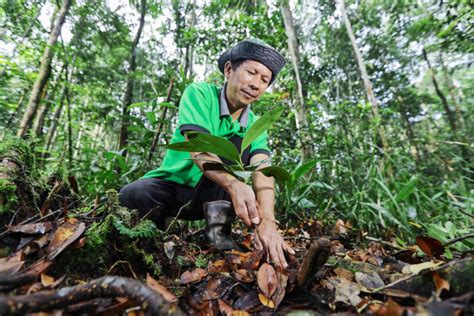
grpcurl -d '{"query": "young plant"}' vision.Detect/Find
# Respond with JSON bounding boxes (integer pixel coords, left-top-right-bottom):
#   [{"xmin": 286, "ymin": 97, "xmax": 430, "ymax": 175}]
[{"xmin": 164, "ymin": 106, "xmax": 290, "ymax": 185}]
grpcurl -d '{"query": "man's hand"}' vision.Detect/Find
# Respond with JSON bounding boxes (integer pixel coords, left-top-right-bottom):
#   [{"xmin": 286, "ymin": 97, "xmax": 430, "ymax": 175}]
[
  {"xmin": 254, "ymin": 220, "xmax": 295, "ymax": 269},
  {"xmin": 227, "ymin": 180, "xmax": 260, "ymax": 227}
]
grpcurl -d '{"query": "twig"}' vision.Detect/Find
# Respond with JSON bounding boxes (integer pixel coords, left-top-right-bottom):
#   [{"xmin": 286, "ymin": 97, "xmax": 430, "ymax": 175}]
[
  {"xmin": 457, "ymin": 208, "xmax": 474, "ymax": 219},
  {"xmin": 443, "ymin": 233, "xmax": 474, "ymax": 247},
  {"xmin": 107, "ymin": 260, "xmax": 138, "ymax": 279},
  {"xmin": 372, "ymin": 257, "xmax": 472, "ymax": 293},
  {"xmin": 365, "ymin": 236, "xmax": 404, "ymax": 250},
  {"xmin": 165, "ymin": 201, "xmax": 191, "ymax": 234}
]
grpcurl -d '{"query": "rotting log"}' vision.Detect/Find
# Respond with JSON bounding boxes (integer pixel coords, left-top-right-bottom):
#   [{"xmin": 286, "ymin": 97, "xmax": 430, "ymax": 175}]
[
  {"xmin": 0, "ymin": 276, "xmax": 184, "ymax": 315},
  {"xmin": 297, "ymin": 238, "xmax": 331, "ymax": 289}
]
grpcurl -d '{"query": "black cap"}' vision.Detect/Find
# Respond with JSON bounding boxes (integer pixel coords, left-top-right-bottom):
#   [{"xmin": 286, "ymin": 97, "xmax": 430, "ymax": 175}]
[{"xmin": 218, "ymin": 39, "xmax": 286, "ymax": 85}]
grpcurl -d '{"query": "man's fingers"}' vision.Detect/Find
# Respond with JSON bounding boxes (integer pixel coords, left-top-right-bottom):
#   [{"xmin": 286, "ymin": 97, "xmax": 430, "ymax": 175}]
[
  {"xmin": 253, "ymin": 232, "xmax": 263, "ymax": 251},
  {"xmin": 235, "ymin": 201, "xmax": 252, "ymax": 227},
  {"xmin": 277, "ymin": 246, "xmax": 288, "ymax": 269},
  {"xmin": 245, "ymin": 200, "xmax": 260, "ymax": 225}
]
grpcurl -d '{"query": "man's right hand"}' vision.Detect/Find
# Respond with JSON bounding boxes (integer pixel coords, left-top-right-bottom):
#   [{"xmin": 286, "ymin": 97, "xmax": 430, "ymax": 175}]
[{"xmin": 227, "ymin": 180, "xmax": 260, "ymax": 227}]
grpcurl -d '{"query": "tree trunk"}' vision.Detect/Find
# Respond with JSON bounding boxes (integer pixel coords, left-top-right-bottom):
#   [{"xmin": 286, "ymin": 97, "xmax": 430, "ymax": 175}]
[
  {"xmin": 44, "ymin": 84, "xmax": 67, "ymax": 153},
  {"xmin": 422, "ymin": 48, "xmax": 457, "ymax": 134},
  {"xmin": 5, "ymin": 89, "xmax": 28, "ymax": 130},
  {"xmin": 148, "ymin": 78, "xmax": 175, "ymax": 160},
  {"xmin": 184, "ymin": 0, "xmax": 196, "ymax": 78},
  {"xmin": 440, "ymin": 54, "xmax": 466, "ymax": 132},
  {"xmin": 340, "ymin": 0, "xmax": 389, "ymax": 154},
  {"xmin": 398, "ymin": 97, "xmax": 421, "ymax": 164},
  {"xmin": 118, "ymin": 0, "xmax": 147, "ymax": 155},
  {"xmin": 280, "ymin": 0, "xmax": 312, "ymax": 161},
  {"xmin": 17, "ymin": 0, "xmax": 71, "ymax": 138},
  {"xmin": 32, "ymin": 85, "xmax": 50, "ymax": 136}
]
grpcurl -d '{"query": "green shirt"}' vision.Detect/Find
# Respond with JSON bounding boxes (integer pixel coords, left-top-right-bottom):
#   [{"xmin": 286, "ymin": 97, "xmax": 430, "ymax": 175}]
[{"xmin": 142, "ymin": 82, "xmax": 270, "ymax": 187}]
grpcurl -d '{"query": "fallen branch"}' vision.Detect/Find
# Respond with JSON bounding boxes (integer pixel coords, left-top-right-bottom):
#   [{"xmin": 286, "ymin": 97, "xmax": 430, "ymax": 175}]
[{"xmin": 0, "ymin": 276, "xmax": 184, "ymax": 315}]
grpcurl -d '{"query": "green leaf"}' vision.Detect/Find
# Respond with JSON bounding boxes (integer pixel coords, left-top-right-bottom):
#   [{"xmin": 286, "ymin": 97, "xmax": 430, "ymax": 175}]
[
  {"xmin": 241, "ymin": 106, "xmax": 284, "ymax": 154},
  {"xmin": 395, "ymin": 176, "xmax": 418, "ymax": 202},
  {"xmin": 291, "ymin": 159, "xmax": 318, "ymax": 184},
  {"xmin": 127, "ymin": 101, "xmax": 148, "ymax": 110},
  {"xmin": 258, "ymin": 166, "xmax": 290, "ymax": 183},
  {"xmin": 145, "ymin": 111, "xmax": 156, "ymax": 125},
  {"xmin": 158, "ymin": 102, "xmax": 177, "ymax": 109},
  {"xmin": 165, "ymin": 133, "xmax": 242, "ymax": 165}
]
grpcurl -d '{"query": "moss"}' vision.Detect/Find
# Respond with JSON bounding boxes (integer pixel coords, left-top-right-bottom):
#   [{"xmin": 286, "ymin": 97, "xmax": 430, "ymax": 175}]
[{"xmin": 0, "ymin": 178, "xmax": 17, "ymax": 214}]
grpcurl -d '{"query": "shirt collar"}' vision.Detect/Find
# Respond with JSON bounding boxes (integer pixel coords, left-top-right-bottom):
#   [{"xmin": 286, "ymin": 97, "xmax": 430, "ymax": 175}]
[{"xmin": 219, "ymin": 83, "xmax": 249, "ymax": 128}]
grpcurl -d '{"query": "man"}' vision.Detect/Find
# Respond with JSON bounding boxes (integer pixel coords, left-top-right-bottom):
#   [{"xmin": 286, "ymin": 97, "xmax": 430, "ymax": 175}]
[{"xmin": 120, "ymin": 39, "xmax": 295, "ymax": 268}]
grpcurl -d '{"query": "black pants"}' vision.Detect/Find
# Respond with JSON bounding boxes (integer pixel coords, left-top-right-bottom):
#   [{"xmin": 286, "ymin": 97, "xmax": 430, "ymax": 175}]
[{"xmin": 119, "ymin": 135, "xmax": 251, "ymax": 227}]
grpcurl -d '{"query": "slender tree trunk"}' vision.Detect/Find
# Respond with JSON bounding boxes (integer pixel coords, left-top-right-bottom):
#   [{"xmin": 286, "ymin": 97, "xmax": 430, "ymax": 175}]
[
  {"xmin": 440, "ymin": 54, "xmax": 466, "ymax": 132},
  {"xmin": 0, "ymin": 5, "xmax": 42, "ymax": 77},
  {"xmin": 340, "ymin": 0, "xmax": 389, "ymax": 154},
  {"xmin": 17, "ymin": 0, "xmax": 71, "ymax": 137},
  {"xmin": 118, "ymin": 0, "xmax": 147, "ymax": 155},
  {"xmin": 280, "ymin": 0, "xmax": 312, "ymax": 161},
  {"xmin": 32, "ymin": 84, "xmax": 50, "ymax": 135},
  {"xmin": 184, "ymin": 0, "xmax": 196, "ymax": 78},
  {"xmin": 398, "ymin": 97, "xmax": 420, "ymax": 164},
  {"xmin": 422, "ymin": 48, "xmax": 457, "ymax": 133},
  {"xmin": 6, "ymin": 89, "xmax": 28, "ymax": 130},
  {"xmin": 148, "ymin": 78, "xmax": 175, "ymax": 160},
  {"xmin": 44, "ymin": 85, "xmax": 66, "ymax": 153}
]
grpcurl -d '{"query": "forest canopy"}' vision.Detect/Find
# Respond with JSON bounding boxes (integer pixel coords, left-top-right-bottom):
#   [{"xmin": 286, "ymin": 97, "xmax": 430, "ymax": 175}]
[{"xmin": 0, "ymin": 0, "xmax": 473, "ymax": 314}]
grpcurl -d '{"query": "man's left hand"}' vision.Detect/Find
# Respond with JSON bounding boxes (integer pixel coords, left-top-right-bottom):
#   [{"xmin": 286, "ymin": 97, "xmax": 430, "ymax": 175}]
[{"xmin": 253, "ymin": 220, "xmax": 295, "ymax": 269}]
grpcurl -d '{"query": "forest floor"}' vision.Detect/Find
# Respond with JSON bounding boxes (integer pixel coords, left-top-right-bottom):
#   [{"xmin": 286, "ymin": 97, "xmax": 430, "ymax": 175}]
[{"xmin": 0, "ymin": 180, "xmax": 473, "ymax": 315}]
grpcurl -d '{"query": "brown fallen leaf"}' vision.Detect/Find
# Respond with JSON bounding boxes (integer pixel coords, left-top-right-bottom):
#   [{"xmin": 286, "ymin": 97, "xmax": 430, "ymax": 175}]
[
  {"xmin": 416, "ymin": 236, "xmax": 444, "ymax": 258},
  {"xmin": 218, "ymin": 299, "xmax": 234, "ymax": 316},
  {"xmin": 47, "ymin": 220, "xmax": 86, "ymax": 260},
  {"xmin": 146, "ymin": 273, "xmax": 177, "ymax": 302},
  {"xmin": 401, "ymin": 261, "xmax": 443, "ymax": 275},
  {"xmin": 0, "ymin": 260, "xmax": 25, "ymax": 275},
  {"xmin": 180, "ymin": 268, "xmax": 207, "ymax": 285},
  {"xmin": 41, "ymin": 273, "xmax": 55, "ymax": 287},
  {"xmin": 334, "ymin": 268, "xmax": 355, "ymax": 282},
  {"xmin": 375, "ymin": 297, "xmax": 404, "ymax": 316},
  {"xmin": 208, "ymin": 259, "xmax": 228, "ymax": 274},
  {"xmin": 232, "ymin": 269, "xmax": 254, "ymax": 283},
  {"xmin": 432, "ymin": 272, "xmax": 450, "ymax": 297},
  {"xmin": 257, "ymin": 263, "xmax": 277, "ymax": 298},
  {"xmin": 6, "ymin": 222, "xmax": 53, "ymax": 235},
  {"xmin": 272, "ymin": 270, "xmax": 288, "ymax": 309}
]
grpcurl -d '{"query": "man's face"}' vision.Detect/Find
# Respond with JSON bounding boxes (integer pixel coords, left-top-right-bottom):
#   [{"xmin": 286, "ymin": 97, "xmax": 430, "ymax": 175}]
[{"xmin": 224, "ymin": 60, "xmax": 272, "ymax": 108}]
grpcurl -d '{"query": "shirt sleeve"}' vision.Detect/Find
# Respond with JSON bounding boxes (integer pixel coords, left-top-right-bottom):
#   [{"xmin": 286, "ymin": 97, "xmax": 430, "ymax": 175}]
[
  {"xmin": 250, "ymin": 130, "xmax": 271, "ymax": 158},
  {"xmin": 178, "ymin": 83, "xmax": 212, "ymax": 135}
]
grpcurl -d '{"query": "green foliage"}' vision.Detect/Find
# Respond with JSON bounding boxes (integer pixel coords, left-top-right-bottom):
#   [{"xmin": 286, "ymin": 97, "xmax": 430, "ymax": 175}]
[
  {"xmin": 113, "ymin": 218, "xmax": 161, "ymax": 239},
  {"xmin": 165, "ymin": 106, "xmax": 290, "ymax": 184}
]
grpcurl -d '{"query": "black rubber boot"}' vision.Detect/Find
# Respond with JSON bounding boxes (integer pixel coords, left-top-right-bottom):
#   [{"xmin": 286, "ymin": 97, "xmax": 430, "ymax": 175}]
[{"xmin": 203, "ymin": 200, "xmax": 236, "ymax": 250}]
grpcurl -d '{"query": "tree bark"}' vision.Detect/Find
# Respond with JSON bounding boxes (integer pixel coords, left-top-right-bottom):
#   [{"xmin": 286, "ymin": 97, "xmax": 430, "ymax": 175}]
[
  {"xmin": 440, "ymin": 55, "xmax": 466, "ymax": 132},
  {"xmin": 280, "ymin": 0, "xmax": 312, "ymax": 161},
  {"xmin": 118, "ymin": 0, "xmax": 147, "ymax": 155},
  {"xmin": 340, "ymin": 0, "xmax": 389, "ymax": 154},
  {"xmin": 5, "ymin": 89, "xmax": 28, "ymax": 130},
  {"xmin": 148, "ymin": 78, "xmax": 175, "ymax": 160},
  {"xmin": 17, "ymin": 0, "xmax": 71, "ymax": 137},
  {"xmin": 422, "ymin": 48, "xmax": 457, "ymax": 133},
  {"xmin": 0, "ymin": 276, "xmax": 184, "ymax": 315}
]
